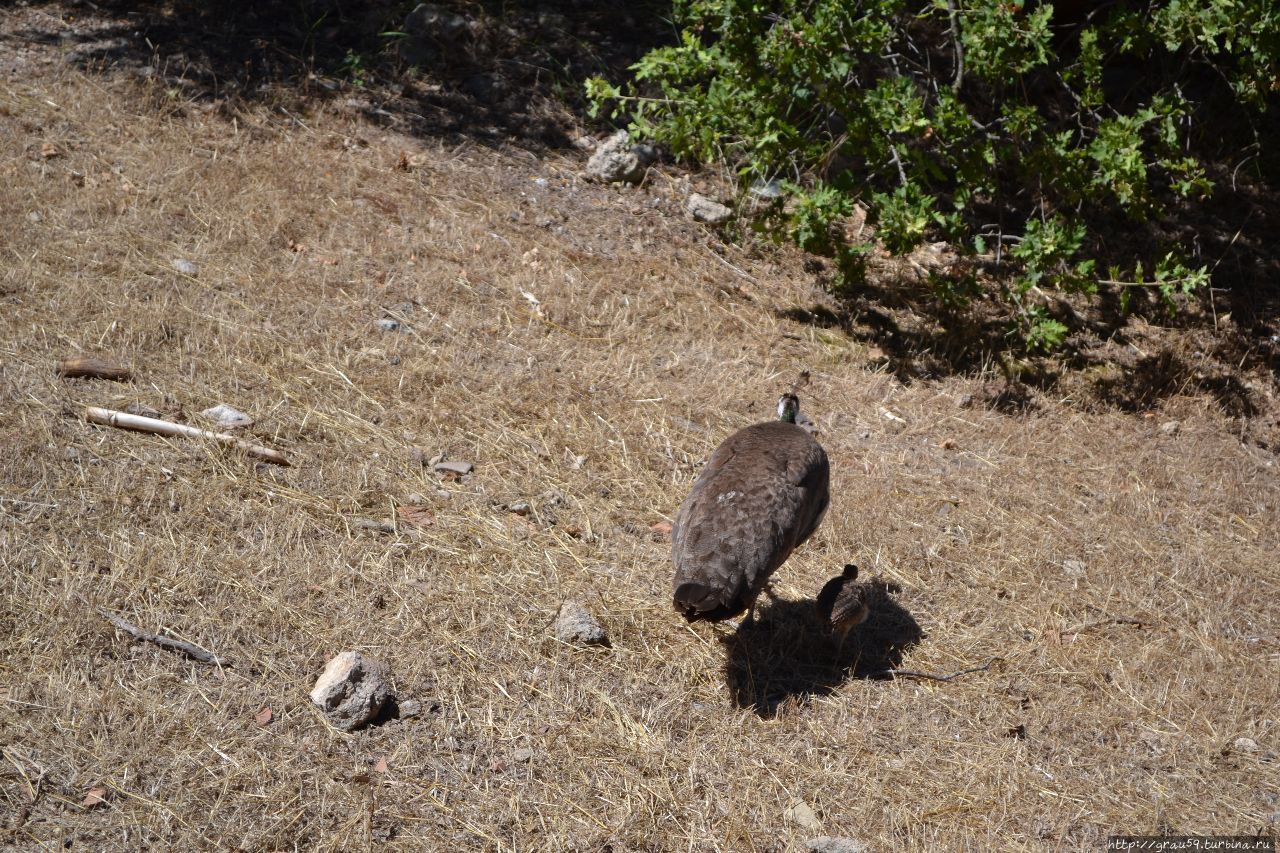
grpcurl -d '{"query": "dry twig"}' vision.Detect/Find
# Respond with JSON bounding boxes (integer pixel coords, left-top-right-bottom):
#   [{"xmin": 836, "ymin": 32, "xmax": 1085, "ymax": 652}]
[
  {"xmin": 57, "ymin": 356, "xmax": 131, "ymax": 381},
  {"xmin": 872, "ymin": 657, "xmax": 998, "ymax": 683},
  {"xmin": 84, "ymin": 406, "xmax": 291, "ymax": 466},
  {"xmin": 94, "ymin": 607, "xmax": 229, "ymax": 667},
  {"xmin": 1062, "ymin": 617, "xmax": 1151, "ymax": 636}
]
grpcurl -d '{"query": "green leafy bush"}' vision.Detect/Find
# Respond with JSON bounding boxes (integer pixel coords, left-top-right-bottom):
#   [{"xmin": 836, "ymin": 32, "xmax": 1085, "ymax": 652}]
[{"xmin": 587, "ymin": 0, "xmax": 1279, "ymax": 349}]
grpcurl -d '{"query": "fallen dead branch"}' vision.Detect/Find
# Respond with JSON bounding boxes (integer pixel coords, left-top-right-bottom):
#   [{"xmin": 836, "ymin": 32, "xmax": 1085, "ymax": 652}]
[
  {"xmin": 872, "ymin": 657, "xmax": 998, "ymax": 683},
  {"xmin": 84, "ymin": 406, "xmax": 291, "ymax": 466},
  {"xmin": 94, "ymin": 607, "xmax": 229, "ymax": 667},
  {"xmin": 57, "ymin": 356, "xmax": 131, "ymax": 381},
  {"xmin": 1062, "ymin": 617, "xmax": 1152, "ymax": 637}
]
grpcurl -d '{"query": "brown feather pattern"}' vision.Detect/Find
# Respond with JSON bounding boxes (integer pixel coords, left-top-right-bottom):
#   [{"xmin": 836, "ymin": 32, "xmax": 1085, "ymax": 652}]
[
  {"xmin": 816, "ymin": 564, "xmax": 870, "ymax": 640},
  {"xmin": 672, "ymin": 417, "xmax": 829, "ymax": 622}
]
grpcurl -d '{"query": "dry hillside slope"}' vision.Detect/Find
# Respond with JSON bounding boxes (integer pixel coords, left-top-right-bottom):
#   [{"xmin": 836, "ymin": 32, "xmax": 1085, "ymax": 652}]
[{"xmin": 2, "ymin": 49, "xmax": 1278, "ymax": 852}]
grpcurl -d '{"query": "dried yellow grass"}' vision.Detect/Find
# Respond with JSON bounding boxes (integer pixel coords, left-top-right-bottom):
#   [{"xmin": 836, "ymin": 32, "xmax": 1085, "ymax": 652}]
[{"xmin": 1, "ymin": 61, "xmax": 1278, "ymax": 852}]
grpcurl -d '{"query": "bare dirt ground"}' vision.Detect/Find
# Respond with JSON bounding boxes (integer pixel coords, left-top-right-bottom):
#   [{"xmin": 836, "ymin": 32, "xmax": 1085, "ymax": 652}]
[{"xmin": 2, "ymin": 5, "xmax": 1279, "ymax": 851}]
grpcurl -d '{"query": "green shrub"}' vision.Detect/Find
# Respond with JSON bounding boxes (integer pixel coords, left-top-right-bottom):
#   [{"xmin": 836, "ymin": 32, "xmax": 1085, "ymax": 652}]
[{"xmin": 587, "ymin": 0, "xmax": 1278, "ymax": 350}]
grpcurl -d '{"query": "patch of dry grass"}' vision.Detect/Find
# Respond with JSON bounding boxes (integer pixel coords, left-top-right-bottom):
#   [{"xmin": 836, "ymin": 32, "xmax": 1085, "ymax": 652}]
[{"xmin": 2, "ymin": 58, "xmax": 1279, "ymax": 851}]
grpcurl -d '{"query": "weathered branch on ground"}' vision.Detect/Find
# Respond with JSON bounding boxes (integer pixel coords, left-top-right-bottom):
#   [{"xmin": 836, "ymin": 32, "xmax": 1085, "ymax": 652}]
[
  {"xmin": 57, "ymin": 357, "xmax": 131, "ymax": 381},
  {"xmin": 1062, "ymin": 617, "xmax": 1151, "ymax": 636},
  {"xmin": 94, "ymin": 607, "xmax": 229, "ymax": 667},
  {"xmin": 872, "ymin": 657, "xmax": 998, "ymax": 682},
  {"xmin": 84, "ymin": 406, "xmax": 290, "ymax": 466}
]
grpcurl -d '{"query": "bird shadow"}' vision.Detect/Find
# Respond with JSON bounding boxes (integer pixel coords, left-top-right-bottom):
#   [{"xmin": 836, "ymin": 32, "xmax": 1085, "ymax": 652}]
[{"xmin": 722, "ymin": 581, "xmax": 923, "ymax": 718}]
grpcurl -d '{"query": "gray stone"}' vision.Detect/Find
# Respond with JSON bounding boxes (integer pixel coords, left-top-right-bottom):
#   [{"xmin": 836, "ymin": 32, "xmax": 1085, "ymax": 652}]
[
  {"xmin": 786, "ymin": 800, "xmax": 822, "ymax": 831},
  {"xmin": 377, "ymin": 318, "xmax": 402, "ymax": 332},
  {"xmin": 200, "ymin": 403, "xmax": 253, "ymax": 430},
  {"xmin": 310, "ymin": 651, "xmax": 393, "ymax": 731},
  {"xmin": 1234, "ymin": 736, "xmax": 1260, "ymax": 753},
  {"xmin": 807, "ymin": 838, "xmax": 868, "ymax": 853},
  {"xmin": 749, "ymin": 178, "xmax": 784, "ymax": 201},
  {"xmin": 171, "ymin": 259, "xmax": 199, "ymax": 276},
  {"xmin": 686, "ymin": 193, "xmax": 732, "ymax": 225},
  {"xmin": 555, "ymin": 600, "xmax": 608, "ymax": 646},
  {"xmin": 585, "ymin": 130, "xmax": 652, "ymax": 185},
  {"xmin": 401, "ymin": 4, "xmax": 471, "ymax": 65}
]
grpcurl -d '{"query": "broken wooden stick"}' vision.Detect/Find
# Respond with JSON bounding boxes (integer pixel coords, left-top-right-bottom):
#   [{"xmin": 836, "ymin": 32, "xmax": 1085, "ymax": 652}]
[
  {"xmin": 57, "ymin": 356, "xmax": 131, "ymax": 381},
  {"xmin": 872, "ymin": 657, "xmax": 998, "ymax": 683},
  {"xmin": 1062, "ymin": 617, "xmax": 1151, "ymax": 637},
  {"xmin": 84, "ymin": 406, "xmax": 291, "ymax": 466},
  {"xmin": 95, "ymin": 607, "xmax": 229, "ymax": 667}
]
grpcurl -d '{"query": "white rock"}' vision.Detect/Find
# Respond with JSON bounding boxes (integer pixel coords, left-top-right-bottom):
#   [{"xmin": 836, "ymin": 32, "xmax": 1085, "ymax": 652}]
[
  {"xmin": 686, "ymin": 193, "xmax": 732, "ymax": 225},
  {"xmin": 807, "ymin": 838, "xmax": 868, "ymax": 853},
  {"xmin": 786, "ymin": 800, "xmax": 822, "ymax": 831},
  {"xmin": 377, "ymin": 318, "xmax": 402, "ymax": 332},
  {"xmin": 200, "ymin": 403, "xmax": 253, "ymax": 430},
  {"xmin": 171, "ymin": 258, "xmax": 199, "ymax": 276},
  {"xmin": 585, "ymin": 130, "xmax": 651, "ymax": 185},
  {"xmin": 310, "ymin": 651, "xmax": 393, "ymax": 731},
  {"xmin": 555, "ymin": 600, "xmax": 608, "ymax": 646},
  {"xmin": 1234, "ymin": 737, "xmax": 1260, "ymax": 753}
]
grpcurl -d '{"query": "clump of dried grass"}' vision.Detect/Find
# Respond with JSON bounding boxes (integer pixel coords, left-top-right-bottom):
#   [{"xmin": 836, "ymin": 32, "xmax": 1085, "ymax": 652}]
[{"xmin": 1, "ymin": 57, "xmax": 1278, "ymax": 851}]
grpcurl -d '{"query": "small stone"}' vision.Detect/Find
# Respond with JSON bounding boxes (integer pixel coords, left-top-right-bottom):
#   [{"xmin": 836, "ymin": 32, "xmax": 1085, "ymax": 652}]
[
  {"xmin": 200, "ymin": 403, "xmax": 253, "ymax": 430},
  {"xmin": 686, "ymin": 193, "xmax": 732, "ymax": 225},
  {"xmin": 434, "ymin": 460, "xmax": 473, "ymax": 476},
  {"xmin": 585, "ymin": 130, "xmax": 652, "ymax": 185},
  {"xmin": 1062, "ymin": 559, "xmax": 1087, "ymax": 578},
  {"xmin": 807, "ymin": 838, "xmax": 868, "ymax": 853},
  {"xmin": 1160, "ymin": 420, "xmax": 1181, "ymax": 435},
  {"xmin": 171, "ymin": 258, "xmax": 199, "ymax": 276},
  {"xmin": 397, "ymin": 698, "xmax": 423, "ymax": 719},
  {"xmin": 27, "ymin": 211, "xmax": 42, "ymax": 223},
  {"xmin": 749, "ymin": 179, "xmax": 784, "ymax": 201},
  {"xmin": 377, "ymin": 318, "xmax": 402, "ymax": 332},
  {"xmin": 512, "ymin": 747, "xmax": 535, "ymax": 763},
  {"xmin": 786, "ymin": 800, "xmax": 822, "ymax": 831},
  {"xmin": 507, "ymin": 500, "xmax": 532, "ymax": 516},
  {"xmin": 555, "ymin": 599, "xmax": 608, "ymax": 646},
  {"xmin": 310, "ymin": 651, "xmax": 393, "ymax": 731},
  {"xmin": 1234, "ymin": 737, "xmax": 1260, "ymax": 753}
]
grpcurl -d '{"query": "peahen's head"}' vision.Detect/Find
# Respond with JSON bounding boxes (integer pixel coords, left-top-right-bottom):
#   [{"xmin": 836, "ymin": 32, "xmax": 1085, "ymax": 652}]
[{"xmin": 776, "ymin": 393, "xmax": 801, "ymax": 424}]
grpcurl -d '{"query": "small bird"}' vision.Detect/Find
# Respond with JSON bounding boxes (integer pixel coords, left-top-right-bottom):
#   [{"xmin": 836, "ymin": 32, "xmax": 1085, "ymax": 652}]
[
  {"xmin": 672, "ymin": 393, "xmax": 830, "ymax": 625},
  {"xmin": 815, "ymin": 563, "xmax": 870, "ymax": 643}
]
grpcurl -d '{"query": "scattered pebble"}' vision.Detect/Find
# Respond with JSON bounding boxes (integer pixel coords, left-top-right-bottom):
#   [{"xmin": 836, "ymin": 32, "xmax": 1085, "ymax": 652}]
[
  {"xmin": 585, "ymin": 130, "xmax": 652, "ymax": 185},
  {"xmin": 807, "ymin": 837, "xmax": 868, "ymax": 853},
  {"xmin": 434, "ymin": 460, "xmax": 474, "ymax": 476},
  {"xmin": 749, "ymin": 179, "xmax": 784, "ymax": 201},
  {"xmin": 786, "ymin": 800, "xmax": 822, "ymax": 831},
  {"xmin": 512, "ymin": 747, "xmax": 535, "ymax": 763},
  {"xmin": 1062, "ymin": 559, "xmax": 1087, "ymax": 578},
  {"xmin": 171, "ymin": 258, "xmax": 199, "ymax": 276},
  {"xmin": 1234, "ymin": 737, "xmax": 1260, "ymax": 753},
  {"xmin": 1160, "ymin": 420, "xmax": 1181, "ymax": 435},
  {"xmin": 377, "ymin": 318, "xmax": 402, "ymax": 332},
  {"xmin": 310, "ymin": 651, "xmax": 393, "ymax": 731},
  {"xmin": 200, "ymin": 403, "xmax": 253, "ymax": 430},
  {"xmin": 686, "ymin": 193, "xmax": 732, "ymax": 225},
  {"xmin": 554, "ymin": 599, "xmax": 609, "ymax": 647}
]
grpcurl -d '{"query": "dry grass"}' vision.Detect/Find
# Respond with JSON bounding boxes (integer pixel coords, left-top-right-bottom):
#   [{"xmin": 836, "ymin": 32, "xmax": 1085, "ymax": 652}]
[{"xmin": 2, "ymin": 53, "xmax": 1279, "ymax": 852}]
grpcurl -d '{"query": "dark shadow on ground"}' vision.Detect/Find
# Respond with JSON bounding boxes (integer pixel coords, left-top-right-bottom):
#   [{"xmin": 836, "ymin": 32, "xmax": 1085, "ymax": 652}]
[
  {"xmin": 5, "ymin": 0, "xmax": 673, "ymax": 149},
  {"xmin": 724, "ymin": 580, "xmax": 923, "ymax": 719}
]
